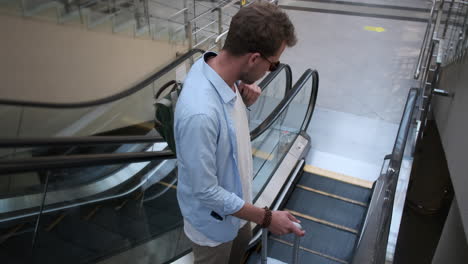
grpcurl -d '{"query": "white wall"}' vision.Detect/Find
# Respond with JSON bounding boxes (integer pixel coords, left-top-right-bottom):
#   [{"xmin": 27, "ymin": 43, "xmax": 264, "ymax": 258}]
[
  {"xmin": 0, "ymin": 14, "xmax": 190, "ymax": 137},
  {"xmin": 432, "ymin": 199, "xmax": 468, "ymax": 264},
  {"xmin": 0, "ymin": 15, "xmax": 184, "ymax": 103},
  {"xmin": 433, "ymin": 54, "xmax": 468, "ymax": 239}
]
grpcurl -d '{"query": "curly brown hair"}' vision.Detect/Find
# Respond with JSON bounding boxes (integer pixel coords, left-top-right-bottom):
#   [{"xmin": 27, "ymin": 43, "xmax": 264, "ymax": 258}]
[{"xmin": 223, "ymin": 2, "xmax": 297, "ymax": 57}]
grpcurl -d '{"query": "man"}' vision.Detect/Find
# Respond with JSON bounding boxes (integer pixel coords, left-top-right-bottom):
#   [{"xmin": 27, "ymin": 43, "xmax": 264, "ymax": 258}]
[{"xmin": 174, "ymin": 2, "xmax": 304, "ymax": 264}]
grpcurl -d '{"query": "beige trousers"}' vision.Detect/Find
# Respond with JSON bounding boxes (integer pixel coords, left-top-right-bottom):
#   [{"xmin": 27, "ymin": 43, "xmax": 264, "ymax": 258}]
[{"xmin": 190, "ymin": 223, "xmax": 252, "ymax": 264}]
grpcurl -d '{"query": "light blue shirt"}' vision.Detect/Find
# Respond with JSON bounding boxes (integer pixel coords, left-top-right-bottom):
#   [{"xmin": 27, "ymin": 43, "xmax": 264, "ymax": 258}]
[{"xmin": 174, "ymin": 52, "xmax": 245, "ymax": 243}]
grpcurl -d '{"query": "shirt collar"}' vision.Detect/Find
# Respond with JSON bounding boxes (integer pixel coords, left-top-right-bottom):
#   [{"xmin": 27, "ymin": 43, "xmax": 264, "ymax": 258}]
[{"xmin": 202, "ymin": 52, "xmax": 237, "ymax": 104}]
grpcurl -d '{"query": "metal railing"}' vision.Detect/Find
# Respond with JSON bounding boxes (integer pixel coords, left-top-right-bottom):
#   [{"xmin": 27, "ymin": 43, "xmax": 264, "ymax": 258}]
[
  {"xmin": 353, "ymin": 1, "xmax": 468, "ymax": 262},
  {"xmin": 352, "ymin": 88, "xmax": 419, "ymax": 264},
  {"xmin": 411, "ymin": 0, "xmax": 468, "ymax": 144},
  {"xmin": 0, "ymin": 0, "xmax": 276, "ymax": 51},
  {"xmin": 187, "ymin": 0, "xmax": 240, "ymax": 51}
]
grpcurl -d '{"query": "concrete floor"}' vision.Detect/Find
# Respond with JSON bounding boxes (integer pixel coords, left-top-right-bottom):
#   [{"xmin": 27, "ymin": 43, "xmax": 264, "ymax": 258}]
[{"xmin": 277, "ymin": 0, "xmax": 428, "ymax": 261}]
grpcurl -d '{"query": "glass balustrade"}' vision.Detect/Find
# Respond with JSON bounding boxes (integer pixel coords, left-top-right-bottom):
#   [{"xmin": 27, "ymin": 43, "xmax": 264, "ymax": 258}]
[{"xmin": 0, "ymin": 68, "xmax": 317, "ymax": 264}]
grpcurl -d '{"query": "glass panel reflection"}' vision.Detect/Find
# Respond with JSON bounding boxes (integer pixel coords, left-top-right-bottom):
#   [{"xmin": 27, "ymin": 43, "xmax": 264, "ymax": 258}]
[{"xmin": 252, "ymin": 74, "xmax": 313, "ymax": 200}]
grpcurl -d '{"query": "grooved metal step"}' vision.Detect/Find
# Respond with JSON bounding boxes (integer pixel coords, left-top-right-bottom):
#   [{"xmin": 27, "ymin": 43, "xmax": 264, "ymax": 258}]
[
  {"xmin": 272, "ymin": 215, "xmax": 357, "ymax": 262},
  {"xmin": 247, "ymin": 237, "xmax": 344, "ymax": 264},
  {"xmin": 298, "ymin": 171, "xmax": 372, "ymax": 204},
  {"xmin": 247, "ymin": 168, "xmax": 374, "ymax": 263},
  {"xmin": 284, "ymin": 188, "xmax": 367, "ymax": 231}
]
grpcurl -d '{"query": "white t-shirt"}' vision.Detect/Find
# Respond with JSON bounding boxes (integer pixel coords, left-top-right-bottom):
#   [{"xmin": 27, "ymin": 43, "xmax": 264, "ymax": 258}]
[{"xmin": 184, "ymin": 85, "xmax": 253, "ymax": 246}]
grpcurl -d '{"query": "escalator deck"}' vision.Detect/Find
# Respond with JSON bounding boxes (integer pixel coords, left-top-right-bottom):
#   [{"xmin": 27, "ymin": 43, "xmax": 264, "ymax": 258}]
[{"xmin": 247, "ymin": 165, "xmax": 373, "ymax": 264}]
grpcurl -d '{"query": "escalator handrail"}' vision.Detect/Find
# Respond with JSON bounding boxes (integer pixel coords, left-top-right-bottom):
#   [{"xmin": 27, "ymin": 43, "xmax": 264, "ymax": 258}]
[
  {"xmin": 0, "ymin": 150, "xmax": 176, "ymax": 175},
  {"xmin": 0, "ymin": 64, "xmax": 298, "ymax": 222},
  {"xmin": 0, "ymin": 67, "xmax": 296, "ymax": 174},
  {"xmin": 0, "ymin": 135, "xmax": 166, "ymax": 148},
  {"xmin": 0, "ymin": 49, "xmax": 204, "ymax": 108},
  {"xmin": 0, "ymin": 64, "xmax": 292, "ymax": 149},
  {"xmin": 250, "ymin": 69, "xmax": 319, "ymax": 141},
  {"xmin": 352, "ymin": 88, "xmax": 419, "ymax": 264},
  {"xmin": 258, "ymin": 64, "xmax": 292, "ymax": 93},
  {"xmin": 0, "ymin": 159, "xmax": 177, "ymax": 223},
  {"xmin": 300, "ymin": 69, "xmax": 319, "ymax": 132}
]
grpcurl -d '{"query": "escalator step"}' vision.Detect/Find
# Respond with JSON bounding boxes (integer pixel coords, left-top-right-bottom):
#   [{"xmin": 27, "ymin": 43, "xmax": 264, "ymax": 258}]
[
  {"xmin": 272, "ymin": 215, "xmax": 357, "ymax": 262},
  {"xmin": 142, "ymin": 188, "xmax": 182, "ymax": 217},
  {"xmin": 147, "ymin": 209, "xmax": 183, "ymax": 235},
  {"xmin": 43, "ymin": 208, "xmax": 131, "ymax": 257},
  {"xmin": 299, "ymin": 172, "xmax": 372, "ymax": 204},
  {"xmin": 2, "ymin": 229, "xmax": 94, "ymax": 264},
  {"xmin": 118, "ymin": 199, "xmax": 161, "ymax": 219},
  {"xmin": 89, "ymin": 206, "xmax": 159, "ymax": 242},
  {"xmin": 246, "ymin": 237, "xmax": 344, "ymax": 264},
  {"xmin": 0, "ymin": 244, "xmax": 27, "ymax": 264},
  {"xmin": 285, "ymin": 188, "xmax": 367, "ymax": 231}
]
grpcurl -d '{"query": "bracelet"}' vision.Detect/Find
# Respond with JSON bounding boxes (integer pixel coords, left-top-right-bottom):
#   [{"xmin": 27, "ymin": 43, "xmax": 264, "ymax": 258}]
[{"xmin": 261, "ymin": 206, "xmax": 272, "ymax": 228}]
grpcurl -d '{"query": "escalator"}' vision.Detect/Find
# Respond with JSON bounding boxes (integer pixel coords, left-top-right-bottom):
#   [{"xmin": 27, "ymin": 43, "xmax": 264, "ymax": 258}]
[
  {"xmin": 246, "ymin": 166, "xmax": 373, "ymax": 264},
  {"xmin": 0, "ymin": 46, "xmax": 418, "ymax": 264},
  {"xmin": 245, "ymin": 87, "xmax": 419, "ymax": 264},
  {"xmin": 0, "ymin": 49, "xmax": 310, "ymax": 263}
]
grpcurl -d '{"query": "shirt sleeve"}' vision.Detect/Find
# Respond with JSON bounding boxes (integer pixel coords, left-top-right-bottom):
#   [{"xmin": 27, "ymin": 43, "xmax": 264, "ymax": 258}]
[{"xmin": 175, "ymin": 114, "xmax": 245, "ymax": 216}]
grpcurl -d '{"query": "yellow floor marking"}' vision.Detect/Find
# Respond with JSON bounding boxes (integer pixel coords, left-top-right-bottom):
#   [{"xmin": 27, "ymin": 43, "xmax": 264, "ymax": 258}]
[
  {"xmin": 270, "ymin": 237, "xmax": 348, "ymax": 264},
  {"xmin": 296, "ymin": 184, "xmax": 368, "ymax": 207},
  {"xmin": 252, "ymin": 148, "xmax": 274, "ymax": 161},
  {"xmin": 286, "ymin": 209, "xmax": 358, "ymax": 234},
  {"xmin": 158, "ymin": 181, "xmax": 177, "ymax": 190},
  {"xmin": 364, "ymin": 26, "xmax": 386, "ymax": 32},
  {"xmin": 303, "ymin": 164, "xmax": 373, "ymax": 189}
]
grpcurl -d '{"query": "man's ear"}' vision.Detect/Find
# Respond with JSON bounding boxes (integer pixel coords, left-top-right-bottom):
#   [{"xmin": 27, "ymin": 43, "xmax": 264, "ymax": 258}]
[{"xmin": 246, "ymin": 52, "xmax": 260, "ymax": 67}]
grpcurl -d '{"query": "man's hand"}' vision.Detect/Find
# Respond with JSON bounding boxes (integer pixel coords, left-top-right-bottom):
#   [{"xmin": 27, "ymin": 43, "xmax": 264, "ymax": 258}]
[
  {"xmin": 238, "ymin": 82, "xmax": 261, "ymax": 107},
  {"xmin": 232, "ymin": 204, "xmax": 305, "ymax": 237},
  {"xmin": 269, "ymin": 211, "xmax": 305, "ymax": 237}
]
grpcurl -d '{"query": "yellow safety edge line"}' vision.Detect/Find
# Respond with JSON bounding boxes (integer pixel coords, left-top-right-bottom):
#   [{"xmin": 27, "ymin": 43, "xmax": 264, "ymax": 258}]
[
  {"xmin": 158, "ymin": 181, "xmax": 177, "ymax": 190},
  {"xmin": 303, "ymin": 164, "xmax": 373, "ymax": 189},
  {"xmin": 252, "ymin": 148, "xmax": 274, "ymax": 161},
  {"xmin": 296, "ymin": 184, "xmax": 368, "ymax": 207},
  {"xmin": 286, "ymin": 209, "xmax": 358, "ymax": 234},
  {"xmin": 270, "ymin": 237, "xmax": 348, "ymax": 264}
]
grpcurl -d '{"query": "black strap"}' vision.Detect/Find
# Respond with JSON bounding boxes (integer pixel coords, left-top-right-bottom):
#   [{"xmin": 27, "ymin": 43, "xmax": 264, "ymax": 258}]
[{"xmin": 155, "ymin": 80, "xmax": 179, "ymax": 99}]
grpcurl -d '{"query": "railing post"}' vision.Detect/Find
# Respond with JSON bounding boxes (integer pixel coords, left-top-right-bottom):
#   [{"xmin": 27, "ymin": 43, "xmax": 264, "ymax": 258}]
[
  {"xmin": 184, "ymin": 0, "xmax": 189, "ymax": 43},
  {"xmin": 32, "ymin": 170, "xmax": 51, "ymax": 247},
  {"xmin": 217, "ymin": 8, "xmax": 223, "ymax": 51},
  {"xmin": 187, "ymin": 22, "xmax": 193, "ymax": 51}
]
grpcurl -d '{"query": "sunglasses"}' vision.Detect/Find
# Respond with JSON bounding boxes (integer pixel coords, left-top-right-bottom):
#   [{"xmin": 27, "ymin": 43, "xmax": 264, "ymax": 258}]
[{"xmin": 259, "ymin": 53, "xmax": 280, "ymax": 72}]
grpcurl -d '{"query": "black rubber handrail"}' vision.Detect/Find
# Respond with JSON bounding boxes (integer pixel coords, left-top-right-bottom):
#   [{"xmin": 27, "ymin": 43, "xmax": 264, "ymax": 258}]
[
  {"xmin": 0, "ymin": 135, "xmax": 166, "ymax": 148},
  {"xmin": 0, "ymin": 150, "xmax": 176, "ymax": 175},
  {"xmin": 250, "ymin": 69, "xmax": 319, "ymax": 141},
  {"xmin": 0, "ymin": 67, "xmax": 311, "ymax": 232},
  {"xmin": 0, "ymin": 49, "xmax": 204, "ymax": 108},
  {"xmin": 300, "ymin": 69, "xmax": 319, "ymax": 132},
  {"xmin": 258, "ymin": 64, "xmax": 292, "ymax": 93},
  {"xmin": 0, "ymin": 64, "xmax": 291, "ymax": 149},
  {"xmin": 0, "ymin": 68, "xmax": 302, "ymax": 176},
  {"xmin": 352, "ymin": 88, "xmax": 419, "ymax": 264}
]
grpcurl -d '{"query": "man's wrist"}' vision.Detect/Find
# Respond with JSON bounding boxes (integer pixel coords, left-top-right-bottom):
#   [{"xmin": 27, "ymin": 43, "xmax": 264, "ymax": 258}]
[{"xmin": 261, "ymin": 206, "xmax": 272, "ymax": 228}]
